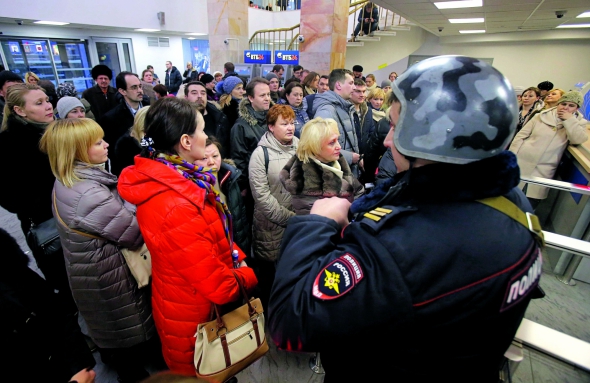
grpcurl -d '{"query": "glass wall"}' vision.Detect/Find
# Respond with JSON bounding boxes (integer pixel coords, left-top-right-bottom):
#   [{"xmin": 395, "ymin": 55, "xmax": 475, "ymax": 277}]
[{"xmin": 0, "ymin": 37, "xmax": 93, "ymax": 94}]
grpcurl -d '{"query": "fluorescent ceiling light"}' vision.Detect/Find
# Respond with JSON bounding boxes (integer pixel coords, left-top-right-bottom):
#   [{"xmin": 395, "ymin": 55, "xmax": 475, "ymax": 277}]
[
  {"xmin": 459, "ymin": 29, "xmax": 485, "ymax": 33},
  {"xmin": 434, "ymin": 0, "xmax": 482, "ymax": 10},
  {"xmin": 135, "ymin": 28, "xmax": 160, "ymax": 32},
  {"xmin": 449, "ymin": 18, "xmax": 484, "ymax": 23},
  {"xmin": 34, "ymin": 21, "xmax": 70, "ymax": 25},
  {"xmin": 186, "ymin": 32, "xmax": 206, "ymax": 36},
  {"xmin": 557, "ymin": 24, "xmax": 590, "ymax": 28},
  {"xmin": 187, "ymin": 37, "xmax": 196, "ymax": 40},
  {"xmin": 577, "ymin": 12, "xmax": 590, "ymax": 18}
]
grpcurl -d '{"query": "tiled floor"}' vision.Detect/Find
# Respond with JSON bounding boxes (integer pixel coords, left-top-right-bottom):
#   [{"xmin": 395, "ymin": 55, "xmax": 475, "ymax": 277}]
[{"xmin": 2, "ymin": 206, "xmax": 589, "ymax": 383}]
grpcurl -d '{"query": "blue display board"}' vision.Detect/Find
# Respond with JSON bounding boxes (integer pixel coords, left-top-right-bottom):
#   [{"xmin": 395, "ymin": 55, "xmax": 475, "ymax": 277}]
[
  {"xmin": 275, "ymin": 50, "xmax": 299, "ymax": 65},
  {"xmin": 244, "ymin": 50, "xmax": 271, "ymax": 64}
]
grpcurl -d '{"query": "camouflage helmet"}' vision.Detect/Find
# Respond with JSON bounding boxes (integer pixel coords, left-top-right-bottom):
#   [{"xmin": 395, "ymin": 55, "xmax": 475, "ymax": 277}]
[{"xmin": 392, "ymin": 55, "xmax": 518, "ymax": 164}]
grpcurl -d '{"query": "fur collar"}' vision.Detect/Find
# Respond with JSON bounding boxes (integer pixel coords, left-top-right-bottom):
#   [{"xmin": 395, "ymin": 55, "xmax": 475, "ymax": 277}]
[
  {"xmin": 351, "ymin": 151, "xmax": 520, "ymax": 214},
  {"xmin": 282, "ymin": 155, "xmax": 354, "ymax": 197},
  {"xmin": 238, "ymin": 98, "xmax": 274, "ymax": 126}
]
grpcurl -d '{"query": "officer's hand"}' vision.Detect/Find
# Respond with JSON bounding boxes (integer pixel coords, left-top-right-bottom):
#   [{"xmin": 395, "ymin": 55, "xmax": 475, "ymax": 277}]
[
  {"xmin": 70, "ymin": 368, "xmax": 96, "ymax": 383},
  {"xmin": 310, "ymin": 197, "xmax": 351, "ymax": 227}
]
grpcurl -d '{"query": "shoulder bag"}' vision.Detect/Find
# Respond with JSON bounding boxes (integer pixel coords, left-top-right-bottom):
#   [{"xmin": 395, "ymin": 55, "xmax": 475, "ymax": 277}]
[
  {"xmin": 194, "ymin": 272, "xmax": 268, "ymax": 382},
  {"xmin": 52, "ymin": 192, "xmax": 152, "ymax": 288}
]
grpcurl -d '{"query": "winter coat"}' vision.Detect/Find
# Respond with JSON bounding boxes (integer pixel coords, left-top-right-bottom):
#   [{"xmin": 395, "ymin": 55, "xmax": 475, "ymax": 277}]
[
  {"xmin": 182, "ymin": 68, "xmax": 198, "ymax": 84},
  {"xmin": 81, "ymin": 84, "xmax": 119, "ymax": 121},
  {"xmin": 221, "ymin": 97, "xmax": 240, "ymax": 128},
  {"xmin": 280, "ymin": 154, "xmax": 364, "ymax": 215},
  {"xmin": 99, "ymin": 101, "xmax": 136, "ymax": 147},
  {"xmin": 205, "ymin": 102, "xmax": 232, "ymax": 158},
  {"xmin": 249, "ymin": 132, "xmax": 299, "ymax": 262},
  {"xmin": 303, "ymin": 93, "xmax": 317, "ymax": 118},
  {"xmin": 52, "ymin": 164, "xmax": 155, "ymax": 349},
  {"xmin": 230, "ymin": 98, "xmax": 271, "ymax": 190},
  {"xmin": 0, "ymin": 115, "xmax": 54, "ymax": 233},
  {"xmin": 165, "ymin": 66, "xmax": 183, "ymax": 94},
  {"xmin": 112, "ymin": 132, "xmax": 141, "ymax": 177},
  {"xmin": 279, "ymin": 100, "xmax": 309, "ymax": 138},
  {"xmin": 357, "ymin": 5, "xmax": 379, "ymax": 24},
  {"xmin": 355, "ymin": 102, "xmax": 375, "ymax": 155},
  {"xmin": 375, "ymin": 148, "xmax": 397, "ymax": 186},
  {"xmin": 218, "ymin": 160, "xmax": 251, "ymax": 256},
  {"xmin": 0, "ymin": 228, "xmax": 95, "ymax": 382},
  {"xmin": 118, "ymin": 156, "xmax": 258, "ymax": 376},
  {"xmin": 510, "ymin": 107, "xmax": 588, "ymax": 199},
  {"xmin": 362, "ymin": 116, "xmax": 390, "ymax": 184},
  {"xmin": 313, "ymin": 91, "xmax": 359, "ymax": 174}
]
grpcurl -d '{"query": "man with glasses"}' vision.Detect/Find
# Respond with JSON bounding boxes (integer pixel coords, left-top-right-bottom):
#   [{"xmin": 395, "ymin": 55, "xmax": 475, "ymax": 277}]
[{"xmin": 99, "ymin": 71, "xmax": 146, "ymax": 146}]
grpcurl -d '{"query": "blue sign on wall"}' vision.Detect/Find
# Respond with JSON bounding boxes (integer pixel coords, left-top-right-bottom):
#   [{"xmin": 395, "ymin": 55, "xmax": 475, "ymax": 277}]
[
  {"xmin": 275, "ymin": 50, "xmax": 299, "ymax": 65},
  {"xmin": 244, "ymin": 50, "xmax": 271, "ymax": 64}
]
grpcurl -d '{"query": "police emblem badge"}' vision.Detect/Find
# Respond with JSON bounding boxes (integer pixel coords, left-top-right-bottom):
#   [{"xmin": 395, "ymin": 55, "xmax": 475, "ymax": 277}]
[{"xmin": 312, "ymin": 253, "xmax": 364, "ymax": 300}]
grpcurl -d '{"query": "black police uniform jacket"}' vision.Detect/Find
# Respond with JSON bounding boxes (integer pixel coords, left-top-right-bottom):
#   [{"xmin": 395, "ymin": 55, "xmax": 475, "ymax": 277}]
[{"xmin": 268, "ymin": 151, "xmax": 541, "ymax": 383}]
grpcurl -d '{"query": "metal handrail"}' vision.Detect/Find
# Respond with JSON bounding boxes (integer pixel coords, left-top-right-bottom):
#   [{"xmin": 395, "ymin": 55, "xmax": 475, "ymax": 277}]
[{"xmin": 521, "ymin": 176, "xmax": 590, "ymax": 195}]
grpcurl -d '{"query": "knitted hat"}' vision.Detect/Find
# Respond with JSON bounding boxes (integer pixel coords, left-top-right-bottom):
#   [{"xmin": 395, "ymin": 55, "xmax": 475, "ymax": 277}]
[
  {"xmin": 56, "ymin": 82, "xmax": 77, "ymax": 99},
  {"xmin": 380, "ymin": 79, "xmax": 392, "ymax": 88},
  {"xmin": 215, "ymin": 75, "xmax": 243, "ymax": 95},
  {"xmin": 0, "ymin": 70, "xmax": 23, "ymax": 89},
  {"xmin": 91, "ymin": 65, "xmax": 112, "ymax": 80},
  {"xmin": 537, "ymin": 81, "xmax": 553, "ymax": 91},
  {"xmin": 265, "ymin": 72, "xmax": 278, "ymax": 81},
  {"xmin": 352, "ymin": 65, "xmax": 363, "ymax": 72},
  {"xmin": 557, "ymin": 91, "xmax": 583, "ymax": 107},
  {"xmin": 200, "ymin": 73, "xmax": 214, "ymax": 84},
  {"xmin": 57, "ymin": 96, "xmax": 84, "ymax": 119}
]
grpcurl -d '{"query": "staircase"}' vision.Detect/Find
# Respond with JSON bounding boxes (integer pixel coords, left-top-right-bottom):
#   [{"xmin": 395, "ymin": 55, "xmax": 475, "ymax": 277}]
[{"xmin": 346, "ymin": 4, "xmax": 412, "ymax": 48}]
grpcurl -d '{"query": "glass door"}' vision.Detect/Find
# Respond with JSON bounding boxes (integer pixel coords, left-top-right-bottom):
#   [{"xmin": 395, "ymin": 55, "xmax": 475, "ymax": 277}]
[{"xmin": 90, "ymin": 38, "xmax": 136, "ymax": 87}]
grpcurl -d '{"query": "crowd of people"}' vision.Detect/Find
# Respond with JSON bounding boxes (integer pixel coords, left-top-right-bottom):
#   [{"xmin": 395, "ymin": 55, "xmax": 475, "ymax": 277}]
[{"xmin": 0, "ymin": 54, "xmax": 585, "ymax": 383}]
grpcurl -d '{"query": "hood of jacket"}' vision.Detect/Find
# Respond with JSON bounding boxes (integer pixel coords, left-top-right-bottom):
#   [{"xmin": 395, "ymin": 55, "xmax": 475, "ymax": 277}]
[
  {"xmin": 238, "ymin": 98, "xmax": 273, "ymax": 126},
  {"xmin": 312, "ymin": 90, "xmax": 353, "ymax": 115},
  {"xmin": 118, "ymin": 156, "xmax": 206, "ymax": 210},
  {"xmin": 257, "ymin": 131, "xmax": 299, "ymax": 155},
  {"xmin": 74, "ymin": 162, "xmax": 118, "ymax": 185}
]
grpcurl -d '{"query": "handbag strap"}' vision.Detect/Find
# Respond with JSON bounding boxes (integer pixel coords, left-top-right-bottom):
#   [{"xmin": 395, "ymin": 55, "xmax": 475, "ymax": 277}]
[
  {"xmin": 213, "ymin": 271, "xmax": 257, "ymax": 331},
  {"xmin": 53, "ymin": 191, "xmax": 103, "ymax": 240}
]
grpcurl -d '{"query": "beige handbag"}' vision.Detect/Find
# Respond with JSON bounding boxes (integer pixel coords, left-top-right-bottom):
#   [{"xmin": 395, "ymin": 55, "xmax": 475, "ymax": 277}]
[
  {"xmin": 53, "ymin": 192, "xmax": 152, "ymax": 288},
  {"xmin": 194, "ymin": 273, "xmax": 268, "ymax": 382}
]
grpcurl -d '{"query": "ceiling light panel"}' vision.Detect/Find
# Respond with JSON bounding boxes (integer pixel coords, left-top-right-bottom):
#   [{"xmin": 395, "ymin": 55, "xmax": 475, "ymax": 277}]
[
  {"xmin": 434, "ymin": 0, "xmax": 482, "ymax": 10},
  {"xmin": 449, "ymin": 18, "xmax": 485, "ymax": 23}
]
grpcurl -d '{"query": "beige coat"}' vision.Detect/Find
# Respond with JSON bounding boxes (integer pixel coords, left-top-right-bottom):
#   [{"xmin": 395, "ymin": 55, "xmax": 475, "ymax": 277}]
[
  {"xmin": 249, "ymin": 132, "xmax": 299, "ymax": 262},
  {"xmin": 509, "ymin": 107, "xmax": 588, "ymax": 199}
]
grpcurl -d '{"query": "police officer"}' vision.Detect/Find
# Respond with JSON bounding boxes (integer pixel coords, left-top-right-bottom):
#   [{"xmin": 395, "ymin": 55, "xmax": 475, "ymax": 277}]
[{"xmin": 268, "ymin": 56, "xmax": 543, "ymax": 383}]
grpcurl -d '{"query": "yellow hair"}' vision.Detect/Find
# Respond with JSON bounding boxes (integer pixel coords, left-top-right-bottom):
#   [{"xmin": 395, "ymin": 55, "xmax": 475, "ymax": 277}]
[{"xmin": 296, "ymin": 117, "xmax": 340, "ymax": 163}]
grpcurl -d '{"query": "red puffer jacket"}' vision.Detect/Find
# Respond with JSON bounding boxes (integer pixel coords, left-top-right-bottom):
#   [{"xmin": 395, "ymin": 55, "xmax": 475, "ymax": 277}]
[{"xmin": 118, "ymin": 156, "xmax": 257, "ymax": 376}]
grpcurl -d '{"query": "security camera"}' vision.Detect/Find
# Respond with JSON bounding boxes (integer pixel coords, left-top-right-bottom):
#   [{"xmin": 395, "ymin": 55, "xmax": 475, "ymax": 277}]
[
  {"xmin": 223, "ymin": 39, "xmax": 229, "ymax": 45},
  {"xmin": 15, "ymin": 20, "xmax": 23, "ymax": 25},
  {"xmin": 438, "ymin": 27, "xmax": 444, "ymax": 32},
  {"xmin": 297, "ymin": 35, "xmax": 305, "ymax": 43},
  {"xmin": 555, "ymin": 10, "xmax": 566, "ymax": 18}
]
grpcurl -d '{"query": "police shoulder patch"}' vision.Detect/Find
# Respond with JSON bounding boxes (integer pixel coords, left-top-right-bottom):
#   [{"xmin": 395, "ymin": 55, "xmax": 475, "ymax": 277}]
[{"xmin": 312, "ymin": 253, "xmax": 364, "ymax": 300}]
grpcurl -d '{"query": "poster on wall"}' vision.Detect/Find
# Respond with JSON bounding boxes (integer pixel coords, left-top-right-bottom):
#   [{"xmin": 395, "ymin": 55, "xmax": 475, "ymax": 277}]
[{"xmin": 190, "ymin": 40, "xmax": 210, "ymax": 74}]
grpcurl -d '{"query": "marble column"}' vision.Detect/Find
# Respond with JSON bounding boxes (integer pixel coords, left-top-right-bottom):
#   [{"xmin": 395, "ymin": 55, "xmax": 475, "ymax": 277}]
[
  {"xmin": 207, "ymin": 0, "xmax": 249, "ymax": 74},
  {"xmin": 298, "ymin": 0, "xmax": 349, "ymax": 75}
]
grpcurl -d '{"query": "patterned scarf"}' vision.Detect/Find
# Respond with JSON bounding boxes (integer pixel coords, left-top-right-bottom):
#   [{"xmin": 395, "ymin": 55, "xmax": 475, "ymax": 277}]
[{"xmin": 147, "ymin": 147, "xmax": 234, "ymax": 252}]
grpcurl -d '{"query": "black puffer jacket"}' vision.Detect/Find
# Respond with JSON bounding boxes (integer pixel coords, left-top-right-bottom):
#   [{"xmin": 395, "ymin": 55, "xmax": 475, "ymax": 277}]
[
  {"xmin": 205, "ymin": 102, "xmax": 232, "ymax": 158},
  {"xmin": 219, "ymin": 161, "xmax": 251, "ymax": 256}
]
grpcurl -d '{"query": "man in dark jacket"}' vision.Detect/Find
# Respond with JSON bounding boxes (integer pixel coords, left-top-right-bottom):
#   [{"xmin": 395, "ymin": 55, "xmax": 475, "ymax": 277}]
[
  {"xmin": 0, "ymin": 70, "xmax": 23, "ymax": 122},
  {"xmin": 81, "ymin": 64, "xmax": 118, "ymax": 121},
  {"xmin": 164, "ymin": 61, "xmax": 182, "ymax": 95},
  {"xmin": 230, "ymin": 77, "xmax": 272, "ymax": 192},
  {"xmin": 185, "ymin": 81, "xmax": 231, "ymax": 157},
  {"xmin": 99, "ymin": 71, "xmax": 146, "ymax": 146},
  {"xmin": 269, "ymin": 56, "xmax": 541, "ymax": 383},
  {"xmin": 350, "ymin": 78, "xmax": 374, "ymax": 155}
]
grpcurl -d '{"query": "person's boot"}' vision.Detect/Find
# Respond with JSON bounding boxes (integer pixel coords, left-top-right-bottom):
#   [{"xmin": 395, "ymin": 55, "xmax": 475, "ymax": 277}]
[{"xmin": 348, "ymin": 35, "xmax": 356, "ymax": 42}]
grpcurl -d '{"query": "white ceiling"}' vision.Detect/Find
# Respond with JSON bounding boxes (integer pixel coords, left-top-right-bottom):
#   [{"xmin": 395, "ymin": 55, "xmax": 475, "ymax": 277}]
[{"xmin": 373, "ymin": 0, "xmax": 590, "ymax": 36}]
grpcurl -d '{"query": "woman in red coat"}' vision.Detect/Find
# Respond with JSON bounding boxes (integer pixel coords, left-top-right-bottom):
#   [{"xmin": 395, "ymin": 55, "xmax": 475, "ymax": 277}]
[{"xmin": 118, "ymin": 97, "xmax": 258, "ymax": 376}]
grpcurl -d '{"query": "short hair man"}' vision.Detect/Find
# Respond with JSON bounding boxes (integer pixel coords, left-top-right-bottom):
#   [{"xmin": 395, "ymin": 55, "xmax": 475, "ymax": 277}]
[
  {"xmin": 185, "ymin": 81, "xmax": 231, "ymax": 156},
  {"xmin": 265, "ymin": 72, "xmax": 280, "ymax": 103},
  {"xmin": 292, "ymin": 65, "xmax": 303, "ymax": 81},
  {"xmin": 537, "ymin": 80, "xmax": 554, "ymax": 98},
  {"xmin": 313, "ymin": 69, "xmax": 360, "ymax": 176},
  {"xmin": 0, "ymin": 71, "xmax": 24, "ymax": 121},
  {"xmin": 81, "ymin": 64, "xmax": 118, "ymax": 121},
  {"xmin": 164, "ymin": 61, "xmax": 182, "ymax": 95},
  {"xmin": 230, "ymin": 77, "xmax": 272, "ymax": 191},
  {"xmin": 269, "ymin": 55, "xmax": 542, "ymax": 382},
  {"xmin": 317, "ymin": 75, "xmax": 329, "ymax": 94},
  {"xmin": 99, "ymin": 71, "xmax": 146, "ymax": 146},
  {"xmin": 350, "ymin": 78, "xmax": 374, "ymax": 157}
]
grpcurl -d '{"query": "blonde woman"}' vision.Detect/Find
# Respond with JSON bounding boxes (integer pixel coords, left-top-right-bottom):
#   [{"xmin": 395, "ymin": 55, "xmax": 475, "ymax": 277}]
[
  {"xmin": 543, "ymin": 88, "xmax": 565, "ymax": 109},
  {"xmin": 112, "ymin": 106, "xmax": 150, "ymax": 176},
  {"xmin": 280, "ymin": 117, "xmax": 363, "ymax": 215},
  {"xmin": 367, "ymin": 87, "xmax": 387, "ymax": 122},
  {"xmin": 25, "ymin": 71, "xmax": 39, "ymax": 85},
  {"xmin": 41, "ymin": 118, "xmax": 161, "ymax": 382},
  {"xmin": 215, "ymin": 76, "xmax": 244, "ymax": 127}
]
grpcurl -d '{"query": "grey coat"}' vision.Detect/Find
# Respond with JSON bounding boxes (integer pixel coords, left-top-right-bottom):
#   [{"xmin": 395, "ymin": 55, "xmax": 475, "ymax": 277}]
[
  {"xmin": 52, "ymin": 164, "xmax": 155, "ymax": 349},
  {"xmin": 249, "ymin": 132, "xmax": 298, "ymax": 262},
  {"xmin": 312, "ymin": 90, "xmax": 359, "ymax": 173}
]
